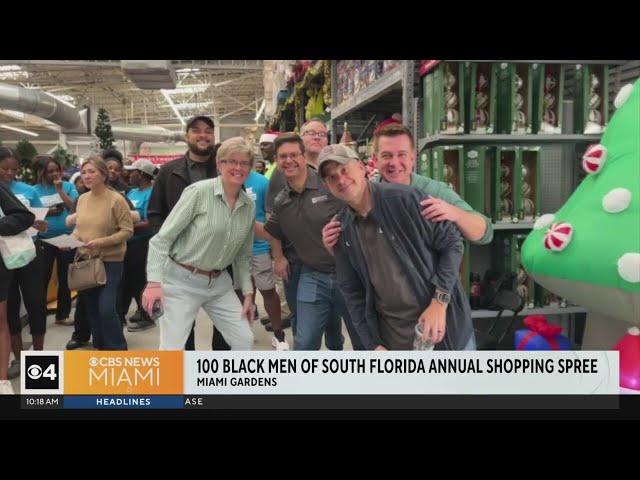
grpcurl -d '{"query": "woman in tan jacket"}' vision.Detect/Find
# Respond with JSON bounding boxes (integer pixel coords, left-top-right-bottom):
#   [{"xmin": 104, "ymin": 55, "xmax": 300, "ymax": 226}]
[{"xmin": 72, "ymin": 157, "xmax": 133, "ymax": 350}]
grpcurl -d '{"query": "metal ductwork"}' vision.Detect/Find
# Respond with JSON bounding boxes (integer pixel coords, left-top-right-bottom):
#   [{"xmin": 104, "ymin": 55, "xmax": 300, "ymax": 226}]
[
  {"xmin": 0, "ymin": 83, "xmax": 86, "ymax": 132},
  {"xmin": 0, "ymin": 82, "xmax": 183, "ymax": 143},
  {"xmin": 110, "ymin": 124, "xmax": 184, "ymax": 143}
]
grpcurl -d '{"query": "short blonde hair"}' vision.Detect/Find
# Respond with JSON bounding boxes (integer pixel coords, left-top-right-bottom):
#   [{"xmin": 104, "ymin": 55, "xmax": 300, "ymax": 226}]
[{"xmin": 216, "ymin": 137, "xmax": 254, "ymax": 165}]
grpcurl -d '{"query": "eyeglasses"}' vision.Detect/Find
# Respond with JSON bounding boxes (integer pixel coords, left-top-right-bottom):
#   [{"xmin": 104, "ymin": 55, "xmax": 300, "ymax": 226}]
[
  {"xmin": 302, "ymin": 131, "xmax": 328, "ymax": 139},
  {"xmin": 276, "ymin": 152, "xmax": 302, "ymax": 161},
  {"xmin": 220, "ymin": 159, "xmax": 251, "ymax": 169}
]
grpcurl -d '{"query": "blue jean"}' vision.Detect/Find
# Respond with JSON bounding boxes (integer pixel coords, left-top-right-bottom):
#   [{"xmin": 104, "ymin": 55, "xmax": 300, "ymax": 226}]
[
  {"xmin": 283, "ymin": 262, "xmax": 302, "ymax": 337},
  {"xmin": 81, "ymin": 261, "xmax": 127, "ymax": 351},
  {"xmin": 294, "ymin": 266, "xmax": 364, "ymax": 351}
]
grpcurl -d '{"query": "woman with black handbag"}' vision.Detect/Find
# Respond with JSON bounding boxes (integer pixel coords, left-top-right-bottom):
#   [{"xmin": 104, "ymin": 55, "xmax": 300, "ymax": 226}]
[
  {"xmin": 0, "ymin": 181, "xmax": 35, "ymax": 394},
  {"xmin": 71, "ymin": 157, "xmax": 133, "ymax": 350}
]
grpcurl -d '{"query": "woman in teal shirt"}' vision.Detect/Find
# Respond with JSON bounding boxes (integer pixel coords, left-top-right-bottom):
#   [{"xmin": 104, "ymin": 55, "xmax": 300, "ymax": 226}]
[
  {"xmin": 0, "ymin": 148, "xmax": 48, "ymax": 379},
  {"xmin": 33, "ymin": 155, "xmax": 78, "ymax": 325}
]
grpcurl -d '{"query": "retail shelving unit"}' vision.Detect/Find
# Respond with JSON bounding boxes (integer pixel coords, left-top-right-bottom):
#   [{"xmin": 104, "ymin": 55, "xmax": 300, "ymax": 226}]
[
  {"xmin": 415, "ymin": 60, "xmax": 635, "ymax": 346},
  {"xmin": 329, "ymin": 60, "xmax": 417, "ymax": 145}
]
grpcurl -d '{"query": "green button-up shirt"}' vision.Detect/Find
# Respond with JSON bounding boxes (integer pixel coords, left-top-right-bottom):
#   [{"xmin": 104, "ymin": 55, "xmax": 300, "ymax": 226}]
[{"xmin": 147, "ymin": 177, "xmax": 256, "ymax": 294}]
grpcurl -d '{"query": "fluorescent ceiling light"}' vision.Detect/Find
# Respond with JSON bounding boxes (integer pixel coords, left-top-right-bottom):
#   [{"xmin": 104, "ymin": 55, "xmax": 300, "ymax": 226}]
[
  {"xmin": 0, "ymin": 124, "xmax": 39, "ymax": 137},
  {"xmin": 176, "ymin": 68, "xmax": 201, "ymax": 73},
  {"xmin": 255, "ymin": 99, "xmax": 265, "ymax": 122},
  {"xmin": 162, "ymin": 101, "xmax": 212, "ymax": 110},
  {"xmin": 163, "ymin": 84, "xmax": 210, "ymax": 95},
  {"xmin": 0, "ymin": 65, "xmax": 21, "ymax": 71}
]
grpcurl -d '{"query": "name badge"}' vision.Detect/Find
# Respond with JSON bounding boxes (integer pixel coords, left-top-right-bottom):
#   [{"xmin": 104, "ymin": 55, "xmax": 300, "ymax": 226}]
[
  {"xmin": 40, "ymin": 193, "xmax": 63, "ymax": 207},
  {"xmin": 311, "ymin": 195, "xmax": 328, "ymax": 204},
  {"xmin": 15, "ymin": 194, "xmax": 30, "ymax": 207}
]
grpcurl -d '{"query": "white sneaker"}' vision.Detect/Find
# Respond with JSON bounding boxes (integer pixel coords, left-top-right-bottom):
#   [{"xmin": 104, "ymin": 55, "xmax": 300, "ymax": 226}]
[
  {"xmin": 0, "ymin": 380, "xmax": 14, "ymax": 395},
  {"xmin": 271, "ymin": 336, "xmax": 290, "ymax": 351}
]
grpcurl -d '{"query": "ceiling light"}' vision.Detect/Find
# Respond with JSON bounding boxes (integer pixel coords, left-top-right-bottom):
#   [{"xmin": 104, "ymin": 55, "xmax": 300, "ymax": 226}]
[
  {"xmin": 176, "ymin": 68, "xmax": 201, "ymax": 73},
  {"xmin": 163, "ymin": 84, "xmax": 210, "ymax": 95},
  {"xmin": 162, "ymin": 102, "xmax": 212, "ymax": 110},
  {"xmin": 0, "ymin": 124, "xmax": 39, "ymax": 137}
]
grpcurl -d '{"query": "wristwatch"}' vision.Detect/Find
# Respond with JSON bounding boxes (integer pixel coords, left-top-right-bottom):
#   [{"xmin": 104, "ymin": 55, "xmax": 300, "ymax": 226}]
[{"xmin": 434, "ymin": 290, "xmax": 451, "ymax": 305}]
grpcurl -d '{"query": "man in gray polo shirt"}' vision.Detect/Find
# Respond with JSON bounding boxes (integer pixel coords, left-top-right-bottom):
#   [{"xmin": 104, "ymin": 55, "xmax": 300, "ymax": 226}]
[{"xmin": 256, "ymin": 133, "xmax": 363, "ymax": 351}]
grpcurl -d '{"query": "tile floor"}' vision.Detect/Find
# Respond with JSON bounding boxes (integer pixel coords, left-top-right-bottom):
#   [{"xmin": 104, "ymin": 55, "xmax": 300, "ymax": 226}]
[{"xmin": 9, "ymin": 292, "xmax": 352, "ymax": 394}]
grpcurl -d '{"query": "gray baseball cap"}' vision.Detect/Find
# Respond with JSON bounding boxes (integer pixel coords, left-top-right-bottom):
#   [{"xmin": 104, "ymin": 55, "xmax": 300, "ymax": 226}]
[
  {"xmin": 318, "ymin": 144, "xmax": 359, "ymax": 179},
  {"xmin": 125, "ymin": 159, "xmax": 157, "ymax": 177}
]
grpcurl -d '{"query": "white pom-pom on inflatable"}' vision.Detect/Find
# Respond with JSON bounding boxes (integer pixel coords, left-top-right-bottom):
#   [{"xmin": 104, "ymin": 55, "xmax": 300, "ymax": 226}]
[
  {"xmin": 614, "ymin": 84, "xmax": 634, "ymax": 109},
  {"xmin": 533, "ymin": 213, "xmax": 555, "ymax": 230},
  {"xmin": 603, "ymin": 188, "xmax": 632, "ymax": 213},
  {"xmin": 618, "ymin": 253, "xmax": 640, "ymax": 283}
]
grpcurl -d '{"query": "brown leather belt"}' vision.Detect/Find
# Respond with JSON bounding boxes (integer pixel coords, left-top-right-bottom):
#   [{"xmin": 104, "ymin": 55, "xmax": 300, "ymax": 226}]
[{"xmin": 172, "ymin": 259, "xmax": 221, "ymax": 281}]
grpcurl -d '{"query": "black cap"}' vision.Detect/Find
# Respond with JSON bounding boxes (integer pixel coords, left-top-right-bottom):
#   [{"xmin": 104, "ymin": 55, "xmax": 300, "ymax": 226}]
[{"xmin": 185, "ymin": 115, "xmax": 214, "ymax": 131}]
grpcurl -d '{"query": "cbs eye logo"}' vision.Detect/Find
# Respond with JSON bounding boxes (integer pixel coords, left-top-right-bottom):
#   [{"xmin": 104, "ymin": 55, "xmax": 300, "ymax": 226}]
[{"xmin": 24, "ymin": 355, "xmax": 59, "ymax": 390}]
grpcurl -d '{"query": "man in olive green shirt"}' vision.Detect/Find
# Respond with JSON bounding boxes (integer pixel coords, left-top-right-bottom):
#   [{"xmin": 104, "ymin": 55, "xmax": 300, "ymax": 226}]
[{"xmin": 322, "ymin": 123, "xmax": 493, "ymax": 252}]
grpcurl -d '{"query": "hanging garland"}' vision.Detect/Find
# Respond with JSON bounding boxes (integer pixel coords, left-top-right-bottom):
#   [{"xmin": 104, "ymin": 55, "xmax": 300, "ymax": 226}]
[{"xmin": 323, "ymin": 60, "xmax": 332, "ymax": 107}]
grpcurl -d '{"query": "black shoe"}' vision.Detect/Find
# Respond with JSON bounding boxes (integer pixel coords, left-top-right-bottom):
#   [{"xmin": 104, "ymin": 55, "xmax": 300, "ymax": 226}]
[
  {"xmin": 260, "ymin": 316, "xmax": 271, "ymax": 326},
  {"xmin": 66, "ymin": 339, "xmax": 89, "ymax": 350},
  {"xmin": 265, "ymin": 315, "xmax": 292, "ymax": 332},
  {"xmin": 129, "ymin": 310, "xmax": 143, "ymax": 323}
]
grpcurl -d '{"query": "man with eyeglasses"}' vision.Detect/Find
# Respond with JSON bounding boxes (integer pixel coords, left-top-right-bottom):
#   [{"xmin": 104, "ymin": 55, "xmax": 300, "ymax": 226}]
[
  {"xmin": 147, "ymin": 115, "xmax": 226, "ymax": 351},
  {"xmin": 255, "ymin": 133, "xmax": 363, "ymax": 351},
  {"xmin": 263, "ymin": 120, "xmax": 343, "ymax": 349}
]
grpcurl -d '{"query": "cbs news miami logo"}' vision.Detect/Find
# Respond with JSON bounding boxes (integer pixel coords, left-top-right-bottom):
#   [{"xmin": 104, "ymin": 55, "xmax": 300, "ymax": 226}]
[
  {"xmin": 65, "ymin": 351, "xmax": 183, "ymax": 395},
  {"xmin": 21, "ymin": 351, "xmax": 183, "ymax": 395}
]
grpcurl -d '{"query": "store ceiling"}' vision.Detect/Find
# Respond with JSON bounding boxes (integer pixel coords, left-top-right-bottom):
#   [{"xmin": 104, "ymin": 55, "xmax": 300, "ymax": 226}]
[{"xmin": 0, "ymin": 60, "xmax": 265, "ymax": 138}]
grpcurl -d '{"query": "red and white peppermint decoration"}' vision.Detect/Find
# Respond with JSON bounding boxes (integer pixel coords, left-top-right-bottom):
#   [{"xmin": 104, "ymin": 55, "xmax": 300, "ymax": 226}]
[
  {"xmin": 582, "ymin": 144, "xmax": 607, "ymax": 175},
  {"xmin": 544, "ymin": 222, "xmax": 573, "ymax": 251}
]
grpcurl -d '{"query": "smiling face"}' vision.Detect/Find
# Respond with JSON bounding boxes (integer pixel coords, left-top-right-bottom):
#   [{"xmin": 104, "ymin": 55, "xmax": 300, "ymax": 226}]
[
  {"xmin": 322, "ymin": 159, "xmax": 368, "ymax": 205},
  {"xmin": 44, "ymin": 160, "xmax": 62, "ymax": 185},
  {"xmin": 185, "ymin": 119, "xmax": 215, "ymax": 157},
  {"xmin": 0, "ymin": 155, "xmax": 19, "ymax": 183},
  {"xmin": 275, "ymin": 139, "xmax": 307, "ymax": 182},
  {"xmin": 217, "ymin": 152, "xmax": 252, "ymax": 189},
  {"xmin": 374, "ymin": 133, "xmax": 416, "ymax": 185}
]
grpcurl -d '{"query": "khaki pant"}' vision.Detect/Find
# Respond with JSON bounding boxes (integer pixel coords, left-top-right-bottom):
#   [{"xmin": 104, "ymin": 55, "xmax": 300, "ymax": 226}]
[{"xmin": 275, "ymin": 275, "xmax": 290, "ymax": 317}]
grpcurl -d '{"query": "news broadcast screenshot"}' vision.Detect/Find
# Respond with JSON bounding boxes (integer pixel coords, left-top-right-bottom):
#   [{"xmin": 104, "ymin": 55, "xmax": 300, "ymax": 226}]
[{"xmin": 0, "ymin": 59, "xmax": 638, "ymax": 419}]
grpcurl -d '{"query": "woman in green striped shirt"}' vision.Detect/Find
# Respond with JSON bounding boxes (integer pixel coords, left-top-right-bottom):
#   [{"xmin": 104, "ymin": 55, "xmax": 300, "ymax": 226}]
[{"xmin": 143, "ymin": 137, "xmax": 257, "ymax": 351}]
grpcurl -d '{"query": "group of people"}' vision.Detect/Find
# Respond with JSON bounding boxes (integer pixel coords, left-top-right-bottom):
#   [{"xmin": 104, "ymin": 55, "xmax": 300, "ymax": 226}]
[
  {"xmin": 0, "ymin": 113, "xmax": 494, "ymax": 394},
  {"xmin": 145, "ymin": 116, "xmax": 493, "ymax": 354}
]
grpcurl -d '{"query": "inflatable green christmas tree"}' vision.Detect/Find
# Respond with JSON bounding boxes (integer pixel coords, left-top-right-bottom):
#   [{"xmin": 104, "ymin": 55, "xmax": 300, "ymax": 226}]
[{"xmin": 521, "ymin": 80, "xmax": 639, "ymax": 325}]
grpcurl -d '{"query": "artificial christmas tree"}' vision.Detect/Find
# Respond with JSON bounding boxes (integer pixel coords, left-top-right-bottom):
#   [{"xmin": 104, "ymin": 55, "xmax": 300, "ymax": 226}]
[{"xmin": 95, "ymin": 108, "xmax": 115, "ymax": 150}]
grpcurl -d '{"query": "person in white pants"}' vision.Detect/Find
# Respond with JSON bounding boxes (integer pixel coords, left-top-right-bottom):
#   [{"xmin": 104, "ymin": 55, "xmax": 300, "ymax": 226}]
[{"xmin": 142, "ymin": 137, "xmax": 257, "ymax": 351}]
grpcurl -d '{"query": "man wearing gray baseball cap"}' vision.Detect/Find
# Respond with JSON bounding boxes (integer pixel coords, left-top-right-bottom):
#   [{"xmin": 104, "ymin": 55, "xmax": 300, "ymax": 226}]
[{"xmin": 318, "ymin": 143, "xmax": 474, "ymax": 351}]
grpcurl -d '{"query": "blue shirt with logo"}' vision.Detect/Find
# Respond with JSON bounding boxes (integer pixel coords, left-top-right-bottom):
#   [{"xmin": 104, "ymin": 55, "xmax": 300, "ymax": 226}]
[
  {"xmin": 34, "ymin": 181, "xmax": 78, "ymax": 238},
  {"xmin": 126, "ymin": 186, "xmax": 153, "ymax": 241},
  {"xmin": 8, "ymin": 180, "xmax": 42, "ymax": 239},
  {"xmin": 244, "ymin": 171, "xmax": 270, "ymax": 256}
]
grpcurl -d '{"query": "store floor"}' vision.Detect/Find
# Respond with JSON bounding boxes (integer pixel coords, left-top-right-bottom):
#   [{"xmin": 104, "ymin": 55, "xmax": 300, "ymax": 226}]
[{"xmin": 9, "ymin": 292, "xmax": 352, "ymax": 394}]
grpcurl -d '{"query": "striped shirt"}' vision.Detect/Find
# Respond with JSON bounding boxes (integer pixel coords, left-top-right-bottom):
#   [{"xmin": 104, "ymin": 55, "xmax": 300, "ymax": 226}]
[{"xmin": 146, "ymin": 176, "xmax": 256, "ymax": 294}]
